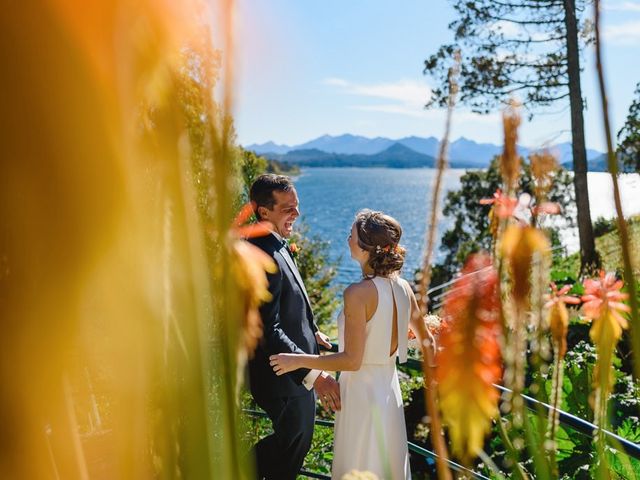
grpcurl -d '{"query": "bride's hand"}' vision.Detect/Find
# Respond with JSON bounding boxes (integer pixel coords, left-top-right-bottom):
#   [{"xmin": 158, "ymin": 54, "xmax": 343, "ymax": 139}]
[{"xmin": 269, "ymin": 353, "xmax": 300, "ymax": 375}]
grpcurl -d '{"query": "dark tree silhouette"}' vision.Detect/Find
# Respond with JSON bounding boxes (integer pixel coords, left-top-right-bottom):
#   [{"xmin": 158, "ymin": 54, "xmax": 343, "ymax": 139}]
[{"xmin": 617, "ymin": 82, "xmax": 640, "ymax": 172}]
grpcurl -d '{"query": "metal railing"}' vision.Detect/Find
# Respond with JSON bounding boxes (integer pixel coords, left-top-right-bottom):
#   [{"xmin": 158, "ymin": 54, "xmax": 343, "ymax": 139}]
[
  {"xmin": 244, "ymin": 340, "xmax": 640, "ymax": 479},
  {"xmin": 426, "ymin": 244, "xmax": 569, "ymax": 311}
]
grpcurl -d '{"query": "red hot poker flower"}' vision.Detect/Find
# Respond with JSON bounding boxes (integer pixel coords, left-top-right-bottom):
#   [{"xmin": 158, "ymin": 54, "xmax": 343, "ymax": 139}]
[
  {"xmin": 436, "ymin": 253, "xmax": 502, "ymax": 463},
  {"xmin": 233, "ymin": 201, "xmax": 272, "ymax": 239},
  {"xmin": 479, "ymin": 189, "xmax": 519, "ymax": 219},
  {"xmin": 582, "ymin": 271, "xmax": 630, "ymax": 333},
  {"xmin": 545, "ymin": 283, "xmax": 581, "ymax": 309},
  {"xmin": 581, "ymin": 271, "xmax": 631, "ymax": 429},
  {"xmin": 545, "ymin": 283, "xmax": 580, "ymax": 358}
]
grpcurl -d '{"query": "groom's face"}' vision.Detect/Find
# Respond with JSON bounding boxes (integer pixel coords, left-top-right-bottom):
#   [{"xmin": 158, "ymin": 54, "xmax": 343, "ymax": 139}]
[{"xmin": 261, "ymin": 188, "xmax": 300, "ymax": 238}]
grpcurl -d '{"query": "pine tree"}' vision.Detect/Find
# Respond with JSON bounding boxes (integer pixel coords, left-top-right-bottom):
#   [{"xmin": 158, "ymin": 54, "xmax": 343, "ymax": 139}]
[{"xmin": 424, "ymin": 0, "xmax": 599, "ymax": 272}]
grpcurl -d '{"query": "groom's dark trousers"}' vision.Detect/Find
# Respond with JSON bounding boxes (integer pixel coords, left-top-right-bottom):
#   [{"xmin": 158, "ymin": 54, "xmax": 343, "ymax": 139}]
[{"xmin": 248, "ymin": 233, "xmax": 319, "ymax": 480}]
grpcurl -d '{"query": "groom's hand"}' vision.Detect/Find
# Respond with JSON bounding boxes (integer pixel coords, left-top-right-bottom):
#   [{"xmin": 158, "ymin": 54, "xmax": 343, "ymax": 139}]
[
  {"xmin": 315, "ymin": 331, "xmax": 332, "ymax": 350},
  {"xmin": 314, "ymin": 372, "xmax": 341, "ymax": 412}
]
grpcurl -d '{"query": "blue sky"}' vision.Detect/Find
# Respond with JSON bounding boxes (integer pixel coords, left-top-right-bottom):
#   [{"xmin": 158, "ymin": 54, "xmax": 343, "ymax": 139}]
[{"xmin": 232, "ymin": 0, "xmax": 640, "ymax": 151}]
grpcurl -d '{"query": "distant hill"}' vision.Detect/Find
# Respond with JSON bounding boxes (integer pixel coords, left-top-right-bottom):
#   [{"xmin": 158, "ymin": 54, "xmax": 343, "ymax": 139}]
[
  {"xmin": 246, "ymin": 134, "xmax": 605, "ymax": 169},
  {"xmin": 295, "ymin": 134, "xmax": 395, "ymax": 155},
  {"xmin": 267, "ymin": 143, "xmax": 437, "ymax": 168}
]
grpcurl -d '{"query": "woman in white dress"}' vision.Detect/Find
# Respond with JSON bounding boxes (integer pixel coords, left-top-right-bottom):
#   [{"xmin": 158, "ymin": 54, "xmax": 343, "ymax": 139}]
[{"xmin": 270, "ymin": 209, "xmax": 430, "ymax": 480}]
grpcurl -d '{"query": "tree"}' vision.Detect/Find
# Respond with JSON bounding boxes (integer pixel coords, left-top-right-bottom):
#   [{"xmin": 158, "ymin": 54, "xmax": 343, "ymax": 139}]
[
  {"xmin": 430, "ymin": 157, "xmax": 575, "ymax": 298},
  {"xmin": 617, "ymin": 82, "xmax": 640, "ymax": 172},
  {"xmin": 424, "ymin": 0, "xmax": 599, "ymax": 272}
]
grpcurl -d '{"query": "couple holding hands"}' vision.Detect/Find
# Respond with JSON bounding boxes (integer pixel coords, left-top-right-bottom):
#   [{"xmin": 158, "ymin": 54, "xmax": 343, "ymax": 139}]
[{"xmin": 248, "ymin": 174, "xmax": 430, "ymax": 480}]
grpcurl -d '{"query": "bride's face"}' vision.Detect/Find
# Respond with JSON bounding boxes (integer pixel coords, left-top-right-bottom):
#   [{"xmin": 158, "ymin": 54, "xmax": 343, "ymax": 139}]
[{"xmin": 348, "ymin": 223, "xmax": 367, "ymax": 262}]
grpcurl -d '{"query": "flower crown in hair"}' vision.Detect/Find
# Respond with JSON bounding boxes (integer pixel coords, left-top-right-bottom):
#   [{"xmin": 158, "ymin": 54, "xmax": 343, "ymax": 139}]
[{"xmin": 375, "ymin": 244, "xmax": 402, "ymax": 254}]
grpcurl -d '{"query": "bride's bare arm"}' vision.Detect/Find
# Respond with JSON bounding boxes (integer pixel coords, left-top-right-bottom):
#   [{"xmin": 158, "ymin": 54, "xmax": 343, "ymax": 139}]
[
  {"xmin": 407, "ymin": 288, "xmax": 436, "ymax": 356},
  {"xmin": 270, "ymin": 283, "xmax": 369, "ymax": 375}
]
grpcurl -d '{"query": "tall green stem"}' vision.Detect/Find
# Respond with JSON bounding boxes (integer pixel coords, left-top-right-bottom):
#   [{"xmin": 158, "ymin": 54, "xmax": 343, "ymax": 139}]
[
  {"xmin": 593, "ymin": 0, "xmax": 640, "ymax": 383},
  {"xmin": 416, "ymin": 55, "xmax": 461, "ymax": 480}
]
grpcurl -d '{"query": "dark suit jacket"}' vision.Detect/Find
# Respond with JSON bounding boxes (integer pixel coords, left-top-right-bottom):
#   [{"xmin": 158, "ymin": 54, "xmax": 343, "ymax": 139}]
[{"xmin": 248, "ymin": 233, "xmax": 319, "ymax": 399}]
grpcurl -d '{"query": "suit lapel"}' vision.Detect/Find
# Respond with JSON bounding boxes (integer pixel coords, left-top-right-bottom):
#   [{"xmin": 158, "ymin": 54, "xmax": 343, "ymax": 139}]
[{"xmin": 278, "ymin": 245, "xmax": 312, "ymax": 310}]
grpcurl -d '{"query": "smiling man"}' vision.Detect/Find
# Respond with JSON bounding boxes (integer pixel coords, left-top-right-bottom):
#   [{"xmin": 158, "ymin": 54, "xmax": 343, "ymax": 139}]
[{"xmin": 247, "ymin": 174, "xmax": 340, "ymax": 480}]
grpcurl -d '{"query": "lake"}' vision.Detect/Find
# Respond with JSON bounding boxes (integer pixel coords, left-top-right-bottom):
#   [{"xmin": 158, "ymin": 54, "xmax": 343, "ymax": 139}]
[
  {"xmin": 293, "ymin": 167, "xmax": 640, "ymax": 287},
  {"xmin": 294, "ymin": 167, "xmax": 463, "ymax": 286}
]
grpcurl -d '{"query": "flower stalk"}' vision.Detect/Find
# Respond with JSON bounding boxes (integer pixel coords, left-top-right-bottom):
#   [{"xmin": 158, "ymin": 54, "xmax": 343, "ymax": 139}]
[
  {"xmin": 436, "ymin": 254, "xmax": 502, "ymax": 465},
  {"xmin": 416, "ymin": 51, "xmax": 461, "ymax": 480},
  {"xmin": 593, "ymin": 0, "xmax": 640, "ymax": 383}
]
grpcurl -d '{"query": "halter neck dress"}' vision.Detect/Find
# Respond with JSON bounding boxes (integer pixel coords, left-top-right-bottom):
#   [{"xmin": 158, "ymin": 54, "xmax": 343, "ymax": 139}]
[{"xmin": 331, "ymin": 275, "xmax": 412, "ymax": 480}]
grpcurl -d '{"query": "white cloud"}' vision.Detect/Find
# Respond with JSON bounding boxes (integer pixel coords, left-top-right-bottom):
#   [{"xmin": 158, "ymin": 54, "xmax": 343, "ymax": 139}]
[
  {"xmin": 603, "ymin": 1, "xmax": 640, "ymax": 12},
  {"xmin": 603, "ymin": 20, "xmax": 640, "ymax": 44},
  {"xmin": 323, "ymin": 77, "xmax": 432, "ymax": 109},
  {"xmin": 324, "ymin": 77, "xmax": 349, "ymax": 87},
  {"xmin": 323, "ymin": 77, "xmax": 501, "ymax": 133},
  {"xmin": 488, "ymin": 20, "xmax": 525, "ymax": 38}
]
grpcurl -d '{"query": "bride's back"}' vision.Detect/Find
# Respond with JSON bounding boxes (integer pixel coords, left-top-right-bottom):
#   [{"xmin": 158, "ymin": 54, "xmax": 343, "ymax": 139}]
[{"xmin": 340, "ymin": 275, "xmax": 411, "ymax": 366}]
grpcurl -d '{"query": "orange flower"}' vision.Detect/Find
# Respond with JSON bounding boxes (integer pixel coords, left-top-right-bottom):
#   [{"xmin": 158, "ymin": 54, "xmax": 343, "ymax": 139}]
[
  {"xmin": 480, "ymin": 189, "xmax": 519, "ymax": 239},
  {"xmin": 545, "ymin": 283, "xmax": 580, "ymax": 357},
  {"xmin": 288, "ymin": 242, "xmax": 299, "ymax": 259},
  {"xmin": 232, "ymin": 201, "xmax": 272, "ymax": 239},
  {"xmin": 501, "ymin": 224, "xmax": 550, "ymax": 307},
  {"xmin": 582, "ymin": 271, "xmax": 630, "ymax": 337},
  {"xmin": 230, "ymin": 203, "xmax": 277, "ymax": 355},
  {"xmin": 436, "ymin": 254, "xmax": 502, "ymax": 463},
  {"xmin": 581, "ymin": 271, "xmax": 630, "ymax": 426},
  {"xmin": 408, "ymin": 314, "xmax": 441, "ymax": 340},
  {"xmin": 480, "ymin": 189, "xmax": 519, "ymax": 219}
]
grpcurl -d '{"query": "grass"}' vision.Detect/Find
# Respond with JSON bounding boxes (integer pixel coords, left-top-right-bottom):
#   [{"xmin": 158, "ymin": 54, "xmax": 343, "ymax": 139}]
[{"xmin": 553, "ymin": 215, "xmax": 640, "ymax": 278}]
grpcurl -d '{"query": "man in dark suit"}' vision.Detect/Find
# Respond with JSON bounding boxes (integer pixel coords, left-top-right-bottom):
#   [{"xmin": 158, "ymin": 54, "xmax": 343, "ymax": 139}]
[{"xmin": 248, "ymin": 174, "xmax": 341, "ymax": 480}]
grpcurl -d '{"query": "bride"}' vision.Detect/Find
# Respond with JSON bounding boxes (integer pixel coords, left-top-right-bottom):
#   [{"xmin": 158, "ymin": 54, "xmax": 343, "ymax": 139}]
[{"xmin": 270, "ymin": 209, "xmax": 430, "ymax": 479}]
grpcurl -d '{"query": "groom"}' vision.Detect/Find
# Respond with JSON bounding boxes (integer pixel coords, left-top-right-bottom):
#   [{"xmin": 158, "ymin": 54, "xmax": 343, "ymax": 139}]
[{"xmin": 248, "ymin": 174, "xmax": 341, "ymax": 480}]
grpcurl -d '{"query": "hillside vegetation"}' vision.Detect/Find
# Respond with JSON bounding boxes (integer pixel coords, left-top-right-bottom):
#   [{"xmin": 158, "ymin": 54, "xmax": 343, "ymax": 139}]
[{"xmin": 555, "ymin": 215, "xmax": 640, "ymax": 277}]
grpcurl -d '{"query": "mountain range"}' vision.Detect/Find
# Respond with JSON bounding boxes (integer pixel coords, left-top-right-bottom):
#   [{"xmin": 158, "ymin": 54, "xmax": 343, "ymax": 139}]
[{"xmin": 246, "ymin": 134, "xmax": 606, "ymax": 170}]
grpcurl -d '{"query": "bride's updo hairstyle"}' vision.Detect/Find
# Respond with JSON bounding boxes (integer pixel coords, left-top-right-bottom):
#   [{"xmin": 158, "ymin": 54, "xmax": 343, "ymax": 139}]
[{"xmin": 354, "ymin": 209, "xmax": 406, "ymax": 277}]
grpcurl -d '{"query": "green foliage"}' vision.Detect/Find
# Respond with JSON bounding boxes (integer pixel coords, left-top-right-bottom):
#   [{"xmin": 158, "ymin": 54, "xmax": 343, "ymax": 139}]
[
  {"xmin": 432, "ymin": 157, "xmax": 575, "ymax": 285},
  {"xmin": 266, "ymin": 158, "xmax": 300, "ymax": 175},
  {"xmin": 239, "ymin": 148, "xmax": 268, "ymax": 202},
  {"xmin": 240, "ymin": 392, "xmax": 334, "ymax": 475},
  {"xmin": 617, "ymin": 82, "xmax": 640, "ymax": 173},
  {"xmin": 593, "ymin": 216, "xmax": 617, "ymax": 238},
  {"xmin": 397, "ymin": 365, "xmax": 425, "ymax": 407},
  {"xmin": 554, "ymin": 215, "xmax": 640, "ymax": 280},
  {"xmin": 481, "ymin": 341, "xmax": 640, "ymax": 479}
]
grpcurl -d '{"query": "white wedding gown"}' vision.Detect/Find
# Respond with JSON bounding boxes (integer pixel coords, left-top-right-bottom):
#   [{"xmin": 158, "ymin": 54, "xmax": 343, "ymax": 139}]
[{"xmin": 332, "ymin": 275, "xmax": 411, "ymax": 480}]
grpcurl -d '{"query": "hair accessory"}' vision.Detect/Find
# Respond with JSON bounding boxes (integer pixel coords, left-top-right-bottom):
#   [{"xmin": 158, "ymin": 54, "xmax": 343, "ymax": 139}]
[{"xmin": 375, "ymin": 244, "xmax": 400, "ymax": 254}]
